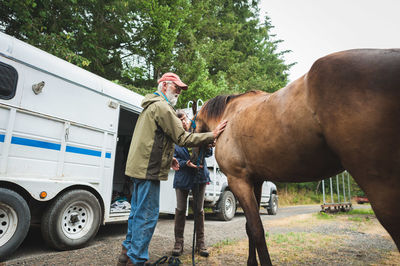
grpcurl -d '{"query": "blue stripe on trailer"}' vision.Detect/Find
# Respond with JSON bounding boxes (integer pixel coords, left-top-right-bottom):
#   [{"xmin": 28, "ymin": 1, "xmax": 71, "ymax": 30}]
[
  {"xmin": 11, "ymin": 136, "xmax": 61, "ymax": 151},
  {"xmin": 66, "ymin": 145, "xmax": 102, "ymax": 157},
  {"xmin": 4, "ymin": 135, "xmax": 112, "ymax": 158}
]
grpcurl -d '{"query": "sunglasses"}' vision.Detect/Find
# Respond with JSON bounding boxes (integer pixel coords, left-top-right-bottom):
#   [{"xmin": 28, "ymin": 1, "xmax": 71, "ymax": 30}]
[{"xmin": 170, "ymin": 83, "xmax": 181, "ymax": 90}]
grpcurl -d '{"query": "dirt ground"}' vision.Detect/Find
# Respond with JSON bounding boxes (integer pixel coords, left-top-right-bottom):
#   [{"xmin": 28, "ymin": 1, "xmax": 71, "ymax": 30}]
[
  {"xmin": 4, "ymin": 207, "xmax": 399, "ymax": 265},
  {"xmin": 182, "ymin": 212, "xmax": 400, "ymax": 265}
]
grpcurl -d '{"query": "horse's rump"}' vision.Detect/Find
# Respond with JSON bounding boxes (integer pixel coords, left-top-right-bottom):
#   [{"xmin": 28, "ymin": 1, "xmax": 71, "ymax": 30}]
[{"xmin": 305, "ymin": 49, "xmax": 400, "ymax": 179}]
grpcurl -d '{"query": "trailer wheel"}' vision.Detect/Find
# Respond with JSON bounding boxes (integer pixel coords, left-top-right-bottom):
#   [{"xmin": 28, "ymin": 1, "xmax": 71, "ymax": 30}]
[
  {"xmin": 216, "ymin": 191, "xmax": 236, "ymax": 221},
  {"xmin": 41, "ymin": 190, "xmax": 101, "ymax": 250},
  {"xmin": 267, "ymin": 194, "xmax": 278, "ymax": 215},
  {"xmin": 0, "ymin": 188, "xmax": 31, "ymax": 261}
]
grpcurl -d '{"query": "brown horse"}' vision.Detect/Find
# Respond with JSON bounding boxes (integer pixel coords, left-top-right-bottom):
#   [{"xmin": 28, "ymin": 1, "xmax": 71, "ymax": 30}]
[{"xmin": 194, "ymin": 49, "xmax": 400, "ymax": 265}]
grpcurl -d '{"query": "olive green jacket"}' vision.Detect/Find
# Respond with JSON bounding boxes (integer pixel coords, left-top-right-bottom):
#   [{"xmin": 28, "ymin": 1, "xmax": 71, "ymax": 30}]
[{"xmin": 125, "ymin": 93, "xmax": 214, "ymax": 181}]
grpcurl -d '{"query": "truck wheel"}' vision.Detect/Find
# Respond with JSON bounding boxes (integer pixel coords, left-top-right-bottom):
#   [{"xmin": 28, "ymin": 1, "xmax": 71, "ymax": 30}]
[
  {"xmin": 0, "ymin": 188, "xmax": 31, "ymax": 261},
  {"xmin": 267, "ymin": 194, "xmax": 278, "ymax": 215},
  {"xmin": 217, "ymin": 191, "xmax": 236, "ymax": 221},
  {"xmin": 41, "ymin": 190, "xmax": 101, "ymax": 250}
]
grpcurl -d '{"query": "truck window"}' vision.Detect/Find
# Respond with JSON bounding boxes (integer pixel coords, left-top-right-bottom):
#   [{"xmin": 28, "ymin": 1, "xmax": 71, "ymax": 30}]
[{"xmin": 0, "ymin": 62, "xmax": 18, "ymax": 100}]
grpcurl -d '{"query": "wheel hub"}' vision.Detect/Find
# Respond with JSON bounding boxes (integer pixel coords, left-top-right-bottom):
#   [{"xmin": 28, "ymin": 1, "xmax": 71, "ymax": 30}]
[
  {"xmin": 0, "ymin": 202, "xmax": 18, "ymax": 246},
  {"xmin": 61, "ymin": 203, "xmax": 92, "ymax": 239},
  {"xmin": 70, "ymin": 213, "xmax": 79, "ymax": 224},
  {"xmin": 225, "ymin": 199, "xmax": 232, "ymax": 213}
]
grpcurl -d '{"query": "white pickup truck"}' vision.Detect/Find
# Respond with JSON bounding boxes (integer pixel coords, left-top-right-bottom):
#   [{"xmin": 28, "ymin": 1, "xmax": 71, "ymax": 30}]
[{"xmin": 191, "ymin": 153, "xmax": 279, "ymax": 221}]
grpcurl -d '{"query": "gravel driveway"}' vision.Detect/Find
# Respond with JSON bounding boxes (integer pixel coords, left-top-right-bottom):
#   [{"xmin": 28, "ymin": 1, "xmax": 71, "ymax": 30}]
[{"xmin": 5, "ymin": 205, "xmax": 396, "ymax": 265}]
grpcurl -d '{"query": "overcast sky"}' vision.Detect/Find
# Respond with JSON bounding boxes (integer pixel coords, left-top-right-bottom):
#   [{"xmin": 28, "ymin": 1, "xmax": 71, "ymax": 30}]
[{"xmin": 259, "ymin": 0, "xmax": 400, "ymax": 82}]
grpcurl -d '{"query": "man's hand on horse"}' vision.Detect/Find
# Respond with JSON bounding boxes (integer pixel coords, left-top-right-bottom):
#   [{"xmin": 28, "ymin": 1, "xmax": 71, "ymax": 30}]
[
  {"xmin": 213, "ymin": 120, "xmax": 228, "ymax": 139},
  {"xmin": 171, "ymin": 157, "xmax": 179, "ymax": 171}
]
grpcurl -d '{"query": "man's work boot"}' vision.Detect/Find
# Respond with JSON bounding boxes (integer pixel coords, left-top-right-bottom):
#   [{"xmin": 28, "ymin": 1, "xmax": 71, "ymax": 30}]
[
  {"xmin": 117, "ymin": 245, "xmax": 128, "ymax": 266},
  {"xmin": 195, "ymin": 210, "xmax": 209, "ymax": 257},
  {"xmin": 172, "ymin": 208, "xmax": 186, "ymax": 256}
]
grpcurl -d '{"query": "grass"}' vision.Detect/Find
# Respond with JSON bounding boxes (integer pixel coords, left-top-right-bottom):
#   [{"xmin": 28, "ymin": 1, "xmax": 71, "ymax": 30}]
[
  {"xmin": 346, "ymin": 208, "xmax": 374, "ymax": 215},
  {"xmin": 336, "ymin": 208, "xmax": 374, "ymax": 222},
  {"xmin": 314, "ymin": 207, "xmax": 374, "ymax": 220},
  {"xmin": 179, "ymin": 207, "xmax": 399, "ymax": 265},
  {"xmin": 315, "ymin": 211, "xmax": 336, "ymax": 220},
  {"xmin": 212, "ymin": 238, "xmax": 237, "ymax": 248},
  {"xmin": 269, "ymin": 232, "xmax": 308, "ymax": 245},
  {"xmin": 268, "ymin": 231, "xmax": 339, "ymax": 262},
  {"xmin": 349, "ymin": 216, "xmax": 364, "ymax": 222},
  {"xmin": 267, "ymin": 207, "xmax": 389, "ymax": 264},
  {"xmin": 277, "ymin": 189, "xmax": 370, "ymax": 207},
  {"xmin": 277, "ymin": 188, "xmax": 322, "ymax": 206}
]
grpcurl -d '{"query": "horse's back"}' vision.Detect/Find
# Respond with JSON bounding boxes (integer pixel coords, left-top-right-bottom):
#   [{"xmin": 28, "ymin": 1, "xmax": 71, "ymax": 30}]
[{"xmin": 307, "ymin": 49, "xmax": 400, "ymax": 96}]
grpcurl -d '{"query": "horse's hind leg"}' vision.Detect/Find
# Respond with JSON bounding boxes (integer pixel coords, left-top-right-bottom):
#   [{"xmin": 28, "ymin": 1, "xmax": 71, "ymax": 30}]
[
  {"xmin": 358, "ymin": 176, "xmax": 400, "ymax": 250},
  {"xmin": 246, "ymin": 181, "xmax": 263, "ymax": 265},
  {"xmin": 228, "ymin": 176, "xmax": 272, "ymax": 266}
]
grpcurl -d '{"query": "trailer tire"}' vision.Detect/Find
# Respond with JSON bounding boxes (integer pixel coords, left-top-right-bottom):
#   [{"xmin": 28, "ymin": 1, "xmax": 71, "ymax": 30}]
[
  {"xmin": 267, "ymin": 194, "xmax": 278, "ymax": 215},
  {"xmin": 216, "ymin": 191, "xmax": 236, "ymax": 221},
  {"xmin": 0, "ymin": 188, "xmax": 31, "ymax": 261},
  {"xmin": 41, "ymin": 190, "xmax": 101, "ymax": 250}
]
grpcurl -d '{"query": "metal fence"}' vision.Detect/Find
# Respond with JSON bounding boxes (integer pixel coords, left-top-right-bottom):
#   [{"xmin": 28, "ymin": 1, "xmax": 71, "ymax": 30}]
[{"xmin": 321, "ymin": 171, "xmax": 352, "ymax": 213}]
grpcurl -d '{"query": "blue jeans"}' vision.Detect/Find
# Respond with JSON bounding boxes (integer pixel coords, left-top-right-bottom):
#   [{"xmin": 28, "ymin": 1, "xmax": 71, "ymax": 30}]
[{"xmin": 122, "ymin": 178, "xmax": 160, "ymax": 263}]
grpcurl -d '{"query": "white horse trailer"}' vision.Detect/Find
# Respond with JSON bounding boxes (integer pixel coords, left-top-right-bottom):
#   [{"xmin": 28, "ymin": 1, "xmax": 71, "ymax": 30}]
[{"xmin": 0, "ymin": 32, "xmax": 176, "ymax": 260}]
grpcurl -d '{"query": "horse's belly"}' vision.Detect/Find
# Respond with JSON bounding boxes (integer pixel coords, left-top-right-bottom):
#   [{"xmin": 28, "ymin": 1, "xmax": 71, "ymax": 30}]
[
  {"xmin": 216, "ymin": 125, "xmax": 343, "ymax": 182},
  {"xmin": 254, "ymin": 153, "xmax": 343, "ymax": 182},
  {"xmin": 248, "ymin": 139, "xmax": 343, "ymax": 182}
]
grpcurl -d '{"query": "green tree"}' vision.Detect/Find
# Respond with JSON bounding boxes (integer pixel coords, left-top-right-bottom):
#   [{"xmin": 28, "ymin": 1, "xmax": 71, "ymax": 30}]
[
  {"xmin": 172, "ymin": 0, "xmax": 292, "ymax": 107},
  {"xmin": 0, "ymin": 0, "xmax": 135, "ymax": 80},
  {"xmin": 121, "ymin": 0, "xmax": 190, "ymax": 89},
  {"xmin": 0, "ymin": 0, "xmax": 293, "ymax": 105}
]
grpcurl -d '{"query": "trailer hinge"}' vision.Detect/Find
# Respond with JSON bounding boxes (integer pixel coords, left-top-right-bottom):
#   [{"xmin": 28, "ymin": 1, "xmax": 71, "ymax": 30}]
[{"xmin": 108, "ymin": 100, "xmax": 118, "ymax": 109}]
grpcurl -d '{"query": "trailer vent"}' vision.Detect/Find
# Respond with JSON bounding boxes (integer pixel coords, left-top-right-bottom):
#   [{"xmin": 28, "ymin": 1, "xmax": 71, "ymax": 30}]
[{"xmin": 0, "ymin": 62, "xmax": 18, "ymax": 100}]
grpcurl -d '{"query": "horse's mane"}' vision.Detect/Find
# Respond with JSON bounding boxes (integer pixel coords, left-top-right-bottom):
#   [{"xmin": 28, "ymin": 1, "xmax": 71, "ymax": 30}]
[{"xmin": 200, "ymin": 91, "xmax": 259, "ymax": 120}]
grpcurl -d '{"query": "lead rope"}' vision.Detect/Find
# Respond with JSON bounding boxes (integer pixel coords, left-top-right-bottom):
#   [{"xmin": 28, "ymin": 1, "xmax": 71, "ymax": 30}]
[
  {"xmin": 191, "ymin": 147, "xmax": 204, "ymax": 266},
  {"xmin": 190, "ymin": 115, "xmax": 197, "ymax": 266}
]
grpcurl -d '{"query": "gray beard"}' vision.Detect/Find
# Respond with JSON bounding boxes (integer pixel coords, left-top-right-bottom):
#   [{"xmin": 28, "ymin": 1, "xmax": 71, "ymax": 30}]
[
  {"xmin": 165, "ymin": 88, "xmax": 179, "ymax": 106},
  {"xmin": 169, "ymin": 97, "xmax": 178, "ymax": 106}
]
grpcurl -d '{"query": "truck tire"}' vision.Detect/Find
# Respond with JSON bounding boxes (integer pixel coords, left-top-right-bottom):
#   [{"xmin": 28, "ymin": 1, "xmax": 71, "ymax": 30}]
[
  {"xmin": 216, "ymin": 191, "xmax": 236, "ymax": 221},
  {"xmin": 0, "ymin": 188, "xmax": 31, "ymax": 261},
  {"xmin": 267, "ymin": 194, "xmax": 278, "ymax": 215},
  {"xmin": 41, "ymin": 190, "xmax": 101, "ymax": 250}
]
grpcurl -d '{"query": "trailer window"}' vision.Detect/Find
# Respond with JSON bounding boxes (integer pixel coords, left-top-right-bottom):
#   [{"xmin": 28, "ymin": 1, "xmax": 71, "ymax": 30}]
[{"xmin": 0, "ymin": 62, "xmax": 18, "ymax": 100}]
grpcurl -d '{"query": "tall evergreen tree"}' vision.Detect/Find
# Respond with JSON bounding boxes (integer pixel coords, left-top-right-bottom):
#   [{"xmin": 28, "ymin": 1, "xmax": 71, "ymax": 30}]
[
  {"xmin": 173, "ymin": 0, "xmax": 292, "ymax": 106},
  {"xmin": 0, "ymin": 0, "xmax": 293, "ymax": 106},
  {"xmin": 0, "ymin": 0, "xmax": 135, "ymax": 80}
]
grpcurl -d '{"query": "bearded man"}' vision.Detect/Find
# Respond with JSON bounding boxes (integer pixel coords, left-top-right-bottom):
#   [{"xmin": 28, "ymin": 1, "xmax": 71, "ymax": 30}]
[{"xmin": 118, "ymin": 73, "xmax": 227, "ymax": 266}]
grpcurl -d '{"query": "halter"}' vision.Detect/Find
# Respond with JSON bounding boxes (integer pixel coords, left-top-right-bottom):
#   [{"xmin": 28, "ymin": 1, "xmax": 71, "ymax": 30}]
[{"xmin": 191, "ymin": 112, "xmax": 198, "ymax": 131}]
